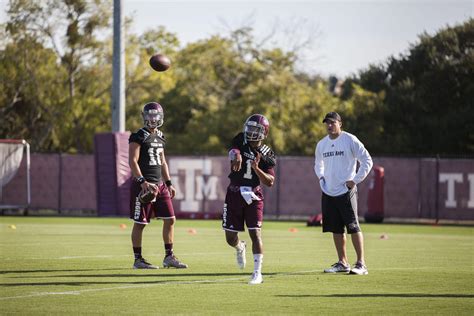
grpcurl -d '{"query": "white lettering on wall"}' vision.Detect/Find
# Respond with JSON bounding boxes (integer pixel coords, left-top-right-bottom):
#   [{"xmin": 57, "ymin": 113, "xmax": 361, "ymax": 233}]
[
  {"xmin": 439, "ymin": 173, "xmax": 463, "ymax": 208},
  {"xmin": 468, "ymin": 174, "xmax": 474, "ymax": 208},
  {"xmin": 195, "ymin": 176, "xmax": 218, "ymax": 200},
  {"xmin": 169, "ymin": 158, "xmax": 220, "ymax": 212}
]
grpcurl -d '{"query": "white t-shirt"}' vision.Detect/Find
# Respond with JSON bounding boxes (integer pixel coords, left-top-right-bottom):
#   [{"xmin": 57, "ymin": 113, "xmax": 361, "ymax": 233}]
[{"xmin": 314, "ymin": 131, "xmax": 373, "ymax": 197}]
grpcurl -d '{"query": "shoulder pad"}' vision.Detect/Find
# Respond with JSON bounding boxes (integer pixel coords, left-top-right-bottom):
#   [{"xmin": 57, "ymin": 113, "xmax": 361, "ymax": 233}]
[{"xmin": 156, "ymin": 130, "xmax": 165, "ymax": 139}]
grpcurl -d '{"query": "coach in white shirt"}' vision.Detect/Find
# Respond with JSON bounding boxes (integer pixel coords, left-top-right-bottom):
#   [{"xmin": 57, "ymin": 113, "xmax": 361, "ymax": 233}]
[{"xmin": 314, "ymin": 112, "xmax": 373, "ymax": 275}]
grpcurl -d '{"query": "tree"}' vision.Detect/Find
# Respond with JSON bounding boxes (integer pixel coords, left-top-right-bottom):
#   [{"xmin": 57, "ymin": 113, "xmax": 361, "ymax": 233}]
[
  {"xmin": 125, "ymin": 27, "xmax": 180, "ymax": 130},
  {"xmin": 1, "ymin": 0, "xmax": 111, "ymax": 153},
  {"xmin": 351, "ymin": 19, "xmax": 473, "ymax": 155}
]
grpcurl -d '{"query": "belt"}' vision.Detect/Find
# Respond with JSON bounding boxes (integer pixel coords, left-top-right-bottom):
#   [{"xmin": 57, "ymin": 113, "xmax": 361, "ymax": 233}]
[{"xmin": 228, "ymin": 184, "xmax": 261, "ymax": 193}]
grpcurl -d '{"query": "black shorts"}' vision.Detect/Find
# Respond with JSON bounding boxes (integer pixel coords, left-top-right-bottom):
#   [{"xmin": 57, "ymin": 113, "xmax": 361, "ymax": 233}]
[{"xmin": 321, "ymin": 187, "xmax": 360, "ymax": 234}]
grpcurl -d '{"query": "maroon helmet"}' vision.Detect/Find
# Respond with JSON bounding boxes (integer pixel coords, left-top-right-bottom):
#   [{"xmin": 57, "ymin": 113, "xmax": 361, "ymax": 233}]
[
  {"xmin": 142, "ymin": 102, "xmax": 164, "ymax": 129},
  {"xmin": 243, "ymin": 114, "xmax": 269, "ymax": 141}
]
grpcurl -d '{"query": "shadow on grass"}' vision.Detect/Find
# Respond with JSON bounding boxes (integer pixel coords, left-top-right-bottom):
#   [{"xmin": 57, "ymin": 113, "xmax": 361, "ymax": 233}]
[
  {"xmin": 8, "ymin": 272, "xmax": 275, "ymax": 279},
  {"xmin": 0, "ymin": 269, "xmax": 130, "ymax": 274},
  {"xmin": 1, "ymin": 272, "xmax": 279, "ymax": 286},
  {"xmin": 1, "ymin": 279, "xmax": 235, "ymax": 287},
  {"xmin": 276, "ymin": 294, "xmax": 474, "ymax": 298}
]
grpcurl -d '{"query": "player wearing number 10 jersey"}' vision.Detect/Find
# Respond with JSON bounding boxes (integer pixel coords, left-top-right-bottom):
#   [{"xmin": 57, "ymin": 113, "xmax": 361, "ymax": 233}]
[
  {"xmin": 128, "ymin": 102, "xmax": 187, "ymax": 270},
  {"xmin": 223, "ymin": 114, "xmax": 276, "ymax": 285}
]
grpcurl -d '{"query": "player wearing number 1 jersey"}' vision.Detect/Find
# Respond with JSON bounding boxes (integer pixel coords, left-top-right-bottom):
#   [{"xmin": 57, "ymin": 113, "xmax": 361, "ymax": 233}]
[
  {"xmin": 223, "ymin": 114, "xmax": 276, "ymax": 285},
  {"xmin": 128, "ymin": 102, "xmax": 187, "ymax": 270}
]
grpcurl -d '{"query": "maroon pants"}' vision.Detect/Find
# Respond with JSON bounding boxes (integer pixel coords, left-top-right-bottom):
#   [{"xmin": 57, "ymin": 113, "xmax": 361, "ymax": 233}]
[
  {"xmin": 222, "ymin": 185, "xmax": 264, "ymax": 232},
  {"xmin": 130, "ymin": 182, "xmax": 175, "ymax": 224}
]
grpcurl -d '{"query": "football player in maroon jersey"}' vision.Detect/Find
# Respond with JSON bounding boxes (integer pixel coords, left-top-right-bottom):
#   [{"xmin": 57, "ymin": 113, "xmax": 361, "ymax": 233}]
[
  {"xmin": 129, "ymin": 102, "xmax": 187, "ymax": 269},
  {"xmin": 223, "ymin": 114, "xmax": 276, "ymax": 284}
]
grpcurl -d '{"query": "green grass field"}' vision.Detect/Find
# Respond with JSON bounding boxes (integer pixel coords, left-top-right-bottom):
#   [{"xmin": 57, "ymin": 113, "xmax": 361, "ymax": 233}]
[{"xmin": 1, "ymin": 217, "xmax": 473, "ymax": 315}]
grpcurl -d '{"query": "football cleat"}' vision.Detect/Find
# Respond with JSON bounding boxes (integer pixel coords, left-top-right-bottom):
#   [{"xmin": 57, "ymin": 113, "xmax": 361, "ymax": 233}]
[
  {"xmin": 324, "ymin": 262, "xmax": 350, "ymax": 273},
  {"xmin": 163, "ymin": 255, "xmax": 188, "ymax": 269},
  {"xmin": 133, "ymin": 257, "xmax": 158, "ymax": 269},
  {"xmin": 236, "ymin": 240, "xmax": 246, "ymax": 269},
  {"xmin": 248, "ymin": 272, "xmax": 263, "ymax": 285},
  {"xmin": 349, "ymin": 262, "xmax": 368, "ymax": 275}
]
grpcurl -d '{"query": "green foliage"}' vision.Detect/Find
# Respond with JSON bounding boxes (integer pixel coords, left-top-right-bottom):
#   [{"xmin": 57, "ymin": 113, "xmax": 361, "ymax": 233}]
[
  {"xmin": 125, "ymin": 28, "xmax": 180, "ymax": 131},
  {"xmin": 1, "ymin": 0, "xmax": 111, "ymax": 153},
  {"xmin": 339, "ymin": 84, "xmax": 386, "ymax": 153},
  {"xmin": 0, "ymin": 1, "xmax": 471, "ymax": 156},
  {"xmin": 351, "ymin": 19, "xmax": 474, "ymax": 155}
]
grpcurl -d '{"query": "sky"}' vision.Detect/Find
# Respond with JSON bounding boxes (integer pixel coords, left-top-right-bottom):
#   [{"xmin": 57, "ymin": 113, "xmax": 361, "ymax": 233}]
[{"xmin": 1, "ymin": 0, "xmax": 472, "ymax": 77}]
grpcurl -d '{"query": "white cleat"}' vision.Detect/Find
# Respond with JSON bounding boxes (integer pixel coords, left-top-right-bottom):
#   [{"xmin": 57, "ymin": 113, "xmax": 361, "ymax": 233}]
[
  {"xmin": 324, "ymin": 262, "xmax": 350, "ymax": 273},
  {"xmin": 349, "ymin": 262, "xmax": 368, "ymax": 275},
  {"xmin": 236, "ymin": 240, "xmax": 246, "ymax": 269},
  {"xmin": 248, "ymin": 272, "xmax": 263, "ymax": 285},
  {"xmin": 163, "ymin": 255, "xmax": 188, "ymax": 269},
  {"xmin": 133, "ymin": 258, "xmax": 158, "ymax": 269}
]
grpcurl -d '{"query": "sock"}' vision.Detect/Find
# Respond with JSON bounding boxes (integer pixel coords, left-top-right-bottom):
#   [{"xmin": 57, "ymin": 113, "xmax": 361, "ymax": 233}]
[
  {"xmin": 253, "ymin": 254, "xmax": 263, "ymax": 274},
  {"xmin": 133, "ymin": 247, "xmax": 142, "ymax": 260},
  {"xmin": 165, "ymin": 243, "xmax": 173, "ymax": 257},
  {"xmin": 234, "ymin": 240, "xmax": 244, "ymax": 250}
]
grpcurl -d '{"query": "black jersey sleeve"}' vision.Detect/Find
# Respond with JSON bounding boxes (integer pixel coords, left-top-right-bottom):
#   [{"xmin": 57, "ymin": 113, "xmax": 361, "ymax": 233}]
[
  {"xmin": 230, "ymin": 133, "xmax": 245, "ymax": 150},
  {"xmin": 129, "ymin": 130, "xmax": 145, "ymax": 145},
  {"xmin": 256, "ymin": 144, "xmax": 276, "ymax": 167}
]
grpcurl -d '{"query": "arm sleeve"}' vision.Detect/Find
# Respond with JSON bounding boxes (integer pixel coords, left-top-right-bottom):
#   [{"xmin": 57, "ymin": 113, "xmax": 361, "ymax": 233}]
[
  {"xmin": 314, "ymin": 142, "xmax": 324, "ymax": 179},
  {"xmin": 263, "ymin": 167, "xmax": 275, "ymax": 177},
  {"xmin": 351, "ymin": 137, "xmax": 373, "ymax": 184},
  {"xmin": 257, "ymin": 144, "xmax": 276, "ymax": 167}
]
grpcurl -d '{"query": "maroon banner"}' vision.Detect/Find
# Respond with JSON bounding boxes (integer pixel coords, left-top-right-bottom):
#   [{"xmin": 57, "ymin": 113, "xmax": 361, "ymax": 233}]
[{"xmin": 2, "ymin": 151, "xmax": 473, "ymax": 221}]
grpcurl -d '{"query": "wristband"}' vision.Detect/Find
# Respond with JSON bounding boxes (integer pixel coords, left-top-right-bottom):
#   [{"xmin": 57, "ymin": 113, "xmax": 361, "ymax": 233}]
[
  {"xmin": 165, "ymin": 180, "xmax": 172, "ymax": 187},
  {"xmin": 136, "ymin": 176, "xmax": 145, "ymax": 184},
  {"xmin": 229, "ymin": 148, "xmax": 240, "ymax": 160}
]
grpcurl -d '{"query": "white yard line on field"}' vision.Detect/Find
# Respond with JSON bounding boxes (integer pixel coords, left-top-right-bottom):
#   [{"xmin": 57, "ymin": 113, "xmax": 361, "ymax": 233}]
[{"xmin": 0, "ymin": 270, "xmax": 320, "ymax": 301}]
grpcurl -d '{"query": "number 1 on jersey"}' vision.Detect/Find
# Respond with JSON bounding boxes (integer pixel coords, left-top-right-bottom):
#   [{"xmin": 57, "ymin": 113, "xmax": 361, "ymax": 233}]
[{"xmin": 243, "ymin": 159, "xmax": 253, "ymax": 179}]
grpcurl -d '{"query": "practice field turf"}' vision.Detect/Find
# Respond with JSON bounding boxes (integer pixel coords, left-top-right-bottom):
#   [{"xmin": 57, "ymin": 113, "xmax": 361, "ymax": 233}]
[{"xmin": 1, "ymin": 217, "xmax": 473, "ymax": 315}]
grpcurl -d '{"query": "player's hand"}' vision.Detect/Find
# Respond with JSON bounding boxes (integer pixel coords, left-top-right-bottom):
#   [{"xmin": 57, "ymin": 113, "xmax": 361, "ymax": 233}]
[
  {"xmin": 147, "ymin": 183, "xmax": 158, "ymax": 192},
  {"xmin": 140, "ymin": 181, "xmax": 149, "ymax": 191},
  {"xmin": 231, "ymin": 153, "xmax": 242, "ymax": 172},
  {"xmin": 251, "ymin": 153, "xmax": 261, "ymax": 170},
  {"xmin": 346, "ymin": 180, "xmax": 356, "ymax": 189},
  {"xmin": 167, "ymin": 185, "xmax": 176, "ymax": 199}
]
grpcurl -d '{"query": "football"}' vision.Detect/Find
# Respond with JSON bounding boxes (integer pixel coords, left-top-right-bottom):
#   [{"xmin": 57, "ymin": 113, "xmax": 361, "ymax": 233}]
[
  {"xmin": 139, "ymin": 185, "xmax": 158, "ymax": 204},
  {"xmin": 149, "ymin": 54, "xmax": 171, "ymax": 72}
]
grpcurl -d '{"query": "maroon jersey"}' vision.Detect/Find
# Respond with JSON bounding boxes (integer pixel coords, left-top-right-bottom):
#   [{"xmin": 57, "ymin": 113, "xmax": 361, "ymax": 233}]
[
  {"xmin": 228, "ymin": 133, "xmax": 276, "ymax": 187},
  {"xmin": 129, "ymin": 128, "xmax": 166, "ymax": 183}
]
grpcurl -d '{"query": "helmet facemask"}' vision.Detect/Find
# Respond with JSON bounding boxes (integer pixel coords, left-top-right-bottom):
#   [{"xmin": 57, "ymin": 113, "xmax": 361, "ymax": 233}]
[
  {"xmin": 143, "ymin": 109, "xmax": 163, "ymax": 129},
  {"xmin": 244, "ymin": 121, "xmax": 266, "ymax": 142}
]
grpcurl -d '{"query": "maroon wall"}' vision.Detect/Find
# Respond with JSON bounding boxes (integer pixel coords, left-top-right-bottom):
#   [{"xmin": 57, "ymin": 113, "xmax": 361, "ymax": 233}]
[
  {"xmin": 1, "ymin": 154, "xmax": 96, "ymax": 211},
  {"xmin": 2, "ymin": 153, "xmax": 473, "ymax": 221},
  {"xmin": 94, "ymin": 132, "xmax": 131, "ymax": 216}
]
